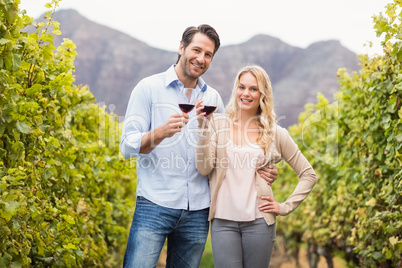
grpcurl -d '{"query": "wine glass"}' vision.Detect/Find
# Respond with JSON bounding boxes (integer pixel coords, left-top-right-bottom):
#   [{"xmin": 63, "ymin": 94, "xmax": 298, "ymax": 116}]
[
  {"xmin": 199, "ymin": 92, "xmax": 218, "ymax": 137},
  {"xmin": 178, "ymin": 87, "xmax": 195, "ymax": 114},
  {"xmin": 201, "ymin": 93, "xmax": 218, "ymax": 117}
]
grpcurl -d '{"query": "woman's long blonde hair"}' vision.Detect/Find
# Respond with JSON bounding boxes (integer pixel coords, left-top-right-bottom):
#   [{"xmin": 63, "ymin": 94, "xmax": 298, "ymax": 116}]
[{"xmin": 226, "ymin": 65, "xmax": 276, "ymax": 153}]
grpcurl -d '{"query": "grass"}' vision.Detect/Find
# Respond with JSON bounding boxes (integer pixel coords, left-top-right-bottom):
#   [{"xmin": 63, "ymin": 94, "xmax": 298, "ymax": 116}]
[{"xmin": 200, "ymin": 233, "xmax": 214, "ymax": 267}]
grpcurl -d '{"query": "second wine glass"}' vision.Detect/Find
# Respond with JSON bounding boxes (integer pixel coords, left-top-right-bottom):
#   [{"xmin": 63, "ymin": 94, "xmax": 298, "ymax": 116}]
[
  {"xmin": 201, "ymin": 92, "xmax": 218, "ymax": 117},
  {"xmin": 199, "ymin": 92, "xmax": 218, "ymax": 138}
]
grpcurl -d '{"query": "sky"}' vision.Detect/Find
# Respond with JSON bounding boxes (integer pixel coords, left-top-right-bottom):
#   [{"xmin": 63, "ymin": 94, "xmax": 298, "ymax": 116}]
[{"xmin": 19, "ymin": 0, "xmax": 389, "ymax": 56}]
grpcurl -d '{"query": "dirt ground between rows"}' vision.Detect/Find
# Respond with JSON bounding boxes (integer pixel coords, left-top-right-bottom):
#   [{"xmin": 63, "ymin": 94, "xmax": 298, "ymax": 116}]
[{"xmin": 157, "ymin": 246, "xmax": 346, "ymax": 268}]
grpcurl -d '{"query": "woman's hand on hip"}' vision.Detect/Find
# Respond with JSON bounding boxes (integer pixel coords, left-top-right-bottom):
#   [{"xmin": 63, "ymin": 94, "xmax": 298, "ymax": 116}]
[{"xmin": 258, "ymin": 196, "xmax": 280, "ymax": 215}]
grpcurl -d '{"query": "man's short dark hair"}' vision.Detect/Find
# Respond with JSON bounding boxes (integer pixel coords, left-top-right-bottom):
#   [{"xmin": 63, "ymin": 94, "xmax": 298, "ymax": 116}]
[{"xmin": 176, "ymin": 24, "xmax": 220, "ymax": 64}]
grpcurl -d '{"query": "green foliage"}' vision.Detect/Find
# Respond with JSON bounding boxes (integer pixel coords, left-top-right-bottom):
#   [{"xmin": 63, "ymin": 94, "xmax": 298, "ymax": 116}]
[
  {"xmin": 0, "ymin": 1, "xmax": 135, "ymax": 267},
  {"xmin": 273, "ymin": 0, "xmax": 402, "ymax": 267}
]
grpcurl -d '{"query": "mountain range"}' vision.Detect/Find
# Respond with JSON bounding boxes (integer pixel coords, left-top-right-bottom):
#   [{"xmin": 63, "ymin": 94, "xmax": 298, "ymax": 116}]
[{"xmin": 42, "ymin": 9, "xmax": 360, "ymax": 127}]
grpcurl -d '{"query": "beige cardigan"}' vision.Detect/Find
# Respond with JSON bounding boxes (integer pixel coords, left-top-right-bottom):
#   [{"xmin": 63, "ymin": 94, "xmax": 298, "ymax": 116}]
[{"xmin": 196, "ymin": 113, "xmax": 317, "ymax": 225}]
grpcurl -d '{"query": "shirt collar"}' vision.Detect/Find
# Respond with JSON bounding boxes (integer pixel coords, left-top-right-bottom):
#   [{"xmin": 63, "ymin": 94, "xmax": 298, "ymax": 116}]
[{"xmin": 166, "ymin": 65, "xmax": 208, "ymax": 92}]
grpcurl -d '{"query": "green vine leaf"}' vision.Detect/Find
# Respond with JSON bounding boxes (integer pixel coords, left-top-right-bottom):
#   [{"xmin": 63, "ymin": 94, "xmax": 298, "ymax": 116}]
[
  {"xmin": 0, "ymin": 38, "xmax": 11, "ymax": 45},
  {"xmin": 15, "ymin": 121, "xmax": 30, "ymax": 134}
]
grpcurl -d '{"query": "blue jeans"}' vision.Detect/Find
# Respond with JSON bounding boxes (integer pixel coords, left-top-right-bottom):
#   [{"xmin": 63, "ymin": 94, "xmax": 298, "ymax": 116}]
[{"xmin": 123, "ymin": 196, "xmax": 209, "ymax": 268}]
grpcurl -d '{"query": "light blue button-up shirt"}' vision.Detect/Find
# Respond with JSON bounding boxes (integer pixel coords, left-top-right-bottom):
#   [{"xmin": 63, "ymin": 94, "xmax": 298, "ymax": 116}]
[{"xmin": 120, "ymin": 65, "xmax": 225, "ymax": 210}]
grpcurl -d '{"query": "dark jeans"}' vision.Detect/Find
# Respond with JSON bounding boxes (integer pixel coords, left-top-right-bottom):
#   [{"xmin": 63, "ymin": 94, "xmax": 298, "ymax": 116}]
[{"xmin": 123, "ymin": 196, "xmax": 209, "ymax": 268}]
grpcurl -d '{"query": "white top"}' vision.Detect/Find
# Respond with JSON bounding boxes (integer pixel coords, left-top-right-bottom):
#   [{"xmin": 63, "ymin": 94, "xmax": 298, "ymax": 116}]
[{"xmin": 214, "ymin": 139, "xmax": 265, "ymax": 221}]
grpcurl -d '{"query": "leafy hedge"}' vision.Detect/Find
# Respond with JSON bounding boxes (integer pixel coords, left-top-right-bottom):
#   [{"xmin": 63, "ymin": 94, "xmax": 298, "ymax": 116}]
[
  {"xmin": 2, "ymin": 0, "xmax": 401, "ymax": 267},
  {"xmin": 0, "ymin": 1, "xmax": 135, "ymax": 267},
  {"xmin": 273, "ymin": 1, "xmax": 401, "ymax": 267}
]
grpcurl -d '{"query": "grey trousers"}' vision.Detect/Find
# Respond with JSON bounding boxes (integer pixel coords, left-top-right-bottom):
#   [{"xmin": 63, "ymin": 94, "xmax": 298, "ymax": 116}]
[{"xmin": 211, "ymin": 218, "xmax": 276, "ymax": 268}]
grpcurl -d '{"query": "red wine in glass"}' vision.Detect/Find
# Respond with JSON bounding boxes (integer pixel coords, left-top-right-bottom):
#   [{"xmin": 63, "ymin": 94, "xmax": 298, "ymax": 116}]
[
  {"xmin": 178, "ymin": 88, "xmax": 198, "ymax": 114},
  {"xmin": 179, "ymin": 103, "xmax": 195, "ymax": 113},
  {"xmin": 202, "ymin": 105, "xmax": 217, "ymax": 117}
]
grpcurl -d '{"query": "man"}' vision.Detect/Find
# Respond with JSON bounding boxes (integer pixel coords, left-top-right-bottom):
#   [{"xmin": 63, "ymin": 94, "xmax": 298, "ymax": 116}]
[{"xmin": 120, "ymin": 24, "xmax": 278, "ymax": 267}]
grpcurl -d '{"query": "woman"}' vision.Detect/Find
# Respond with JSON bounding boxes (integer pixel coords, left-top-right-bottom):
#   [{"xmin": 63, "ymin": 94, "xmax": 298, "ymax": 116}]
[{"xmin": 195, "ymin": 65, "xmax": 317, "ymax": 268}]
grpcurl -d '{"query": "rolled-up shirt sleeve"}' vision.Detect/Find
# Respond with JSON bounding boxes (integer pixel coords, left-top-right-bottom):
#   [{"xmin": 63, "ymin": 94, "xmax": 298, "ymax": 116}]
[{"xmin": 120, "ymin": 80, "xmax": 151, "ymax": 159}]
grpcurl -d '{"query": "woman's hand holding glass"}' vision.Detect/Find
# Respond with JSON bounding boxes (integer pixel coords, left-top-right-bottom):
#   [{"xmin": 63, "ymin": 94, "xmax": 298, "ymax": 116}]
[
  {"xmin": 195, "ymin": 98, "xmax": 206, "ymax": 127},
  {"xmin": 196, "ymin": 93, "xmax": 218, "ymax": 138}
]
